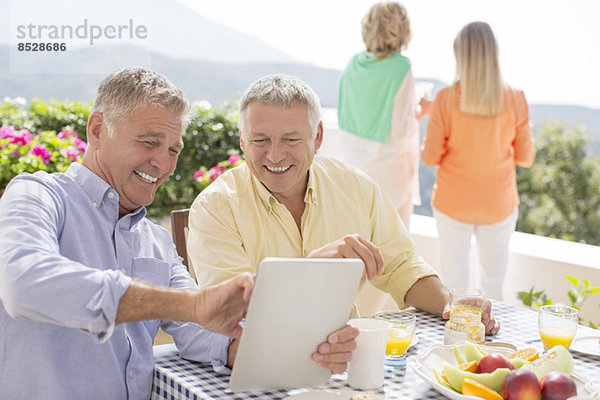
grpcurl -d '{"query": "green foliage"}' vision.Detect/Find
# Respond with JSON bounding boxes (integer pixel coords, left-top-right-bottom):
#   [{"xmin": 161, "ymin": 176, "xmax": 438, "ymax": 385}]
[
  {"xmin": 516, "ymin": 275, "xmax": 600, "ymax": 328},
  {"xmin": 516, "ymin": 124, "xmax": 600, "ymax": 245},
  {"xmin": 148, "ymin": 104, "xmax": 241, "ymax": 217},
  {"xmin": 516, "ymin": 286, "xmax": 552, "ymax": 308},
  {"xmin": 0, "ymin": 99, "xmax": 92, "ymax": 141},
  {"xmin": 27, "ymin": 99, "xmax": 92, "ymax": 141}
]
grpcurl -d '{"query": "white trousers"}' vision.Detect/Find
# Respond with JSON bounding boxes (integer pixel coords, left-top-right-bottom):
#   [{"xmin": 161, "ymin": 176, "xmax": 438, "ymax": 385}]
[{"xmin": 433, "ymin": 207, "xmax": 518, "ymax": 301}]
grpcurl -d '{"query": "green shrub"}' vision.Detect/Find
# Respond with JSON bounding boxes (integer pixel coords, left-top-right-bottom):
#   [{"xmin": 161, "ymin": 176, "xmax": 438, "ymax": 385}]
[
  {"xmin": 0, "ymin": 99, "xmax": 92, "ymax": 141},
  {"xmin": 516, "ymin": 124, "xmax": 600, "ymax": 245}
]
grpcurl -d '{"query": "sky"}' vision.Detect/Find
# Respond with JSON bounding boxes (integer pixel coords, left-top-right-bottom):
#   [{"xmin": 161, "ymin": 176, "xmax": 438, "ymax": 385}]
[{"xmin": 178, "ymin": 0, "xmax": 600, "ymax": 109}]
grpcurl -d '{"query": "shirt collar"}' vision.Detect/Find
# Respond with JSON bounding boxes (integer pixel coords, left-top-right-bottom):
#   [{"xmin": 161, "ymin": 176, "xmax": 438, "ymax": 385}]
[
  {"xmin": 249, "ymin": 163, "xmax": 318, "ymax": 213},
  {"xmin": 65, "ymin": 163, "xmax": 146, "ymax": 224}
]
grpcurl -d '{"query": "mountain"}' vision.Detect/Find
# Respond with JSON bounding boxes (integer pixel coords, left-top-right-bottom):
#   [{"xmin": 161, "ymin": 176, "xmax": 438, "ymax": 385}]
[
  {"xmin": 0, "ymin": 0, "xmax": 298, "ymax": 65},
  {"xmin": 0, "ymin": 45, "xmax": 341, "ymax": 107}
]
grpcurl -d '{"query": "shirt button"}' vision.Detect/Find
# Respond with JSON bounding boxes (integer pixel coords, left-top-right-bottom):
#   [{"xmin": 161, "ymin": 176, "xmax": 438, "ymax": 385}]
[
  {"xmin": 121, "ymin": 268, "xmax": 126, "ymax": 274},
  {"xmin": 129, "ymin": 370, "xmax": 134, "ymax": 378},
  {"xmin": 108, "ymin": 192, "xmax": 115, "ymax": 199},
  {"xmin": 92, "ymin": 202, "xmax": 98, "ymax": 208}
]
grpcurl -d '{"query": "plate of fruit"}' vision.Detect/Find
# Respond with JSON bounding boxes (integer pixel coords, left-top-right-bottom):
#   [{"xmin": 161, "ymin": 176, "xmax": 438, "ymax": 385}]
[{"xmin": 411, "ymin": 341, "xmax": 597, "ymax": 400}]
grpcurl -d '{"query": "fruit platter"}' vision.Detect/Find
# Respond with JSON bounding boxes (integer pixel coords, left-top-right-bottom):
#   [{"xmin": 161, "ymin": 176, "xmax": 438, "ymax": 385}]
[{"xmin": 412, "ymin": 342, "xmax": 597, "ymax": 400}]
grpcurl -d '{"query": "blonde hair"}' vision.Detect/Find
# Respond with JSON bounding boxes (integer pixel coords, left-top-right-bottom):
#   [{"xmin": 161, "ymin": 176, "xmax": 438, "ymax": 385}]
[
  {"xmin": 361, "ymin": 1, "xmax": 411, "ymax": 60},
  {"xmin": 453, "ymin": 21, "xmax": 504, "ymax": 116}
]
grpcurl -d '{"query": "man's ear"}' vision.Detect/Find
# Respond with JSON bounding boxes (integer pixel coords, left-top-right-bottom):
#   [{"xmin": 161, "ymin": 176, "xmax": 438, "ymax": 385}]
[
  {"xmin": 314, "ymin": 121, "xmax": 324, "ymax": 151},
  {"xmin": 239, "ymin": 131, "xmax": 246, "ymax": 152},
  {"xmin": 86, "ymin": 112, "xmax": 105, "ymax": 146}
]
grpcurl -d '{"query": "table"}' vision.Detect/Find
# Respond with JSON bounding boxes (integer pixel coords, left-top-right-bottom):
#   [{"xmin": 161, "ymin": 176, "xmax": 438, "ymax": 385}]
[{"xmin": 152, "ymin": 301, "xmax": 600, "ymax": 399}]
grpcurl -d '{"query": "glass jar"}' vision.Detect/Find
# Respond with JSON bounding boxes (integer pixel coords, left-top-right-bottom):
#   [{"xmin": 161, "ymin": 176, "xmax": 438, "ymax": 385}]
[
  {"xmin": 444, "ymin": 305, "xmax": 485, "ymax": 345},
  {"xmin": 443, "ymin": 288, "xmax": 486, "ymax": 345}
]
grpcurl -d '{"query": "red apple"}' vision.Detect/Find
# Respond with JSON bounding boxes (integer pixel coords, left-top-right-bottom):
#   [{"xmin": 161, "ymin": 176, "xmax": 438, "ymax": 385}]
[
  {"xmin": 477, "ymin": 353, "xmax": 515, "ymax": 373},
  {"xmin": 540, "ymin": 371, "xmax": 577, "ymax": 400},
  {"xmin": 501, "ymin": 369, "xmax": 541, "ymax": 400}
]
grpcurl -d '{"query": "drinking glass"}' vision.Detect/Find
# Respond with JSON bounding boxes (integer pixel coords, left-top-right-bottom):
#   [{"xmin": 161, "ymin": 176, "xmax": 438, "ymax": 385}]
[
  {"xmin": 538, "ymin": 304, "xmax": 578, "ymax": 350},
  {"xmin": 415, "ymin": 81, "xmax": 434, "ymax": 100},
  {"xmin": 374, "ymin": 311, "xmax": 416, "ymax": 368},
  {"xmin": 449, "ymin": 288, "xmax": 486, "ymax": 310}
]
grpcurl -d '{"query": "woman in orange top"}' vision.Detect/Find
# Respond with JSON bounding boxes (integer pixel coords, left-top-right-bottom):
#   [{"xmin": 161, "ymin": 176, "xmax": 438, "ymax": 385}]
[{"xmin": 422, "ymin": 21, "xmax": 535, "ymax": 301}]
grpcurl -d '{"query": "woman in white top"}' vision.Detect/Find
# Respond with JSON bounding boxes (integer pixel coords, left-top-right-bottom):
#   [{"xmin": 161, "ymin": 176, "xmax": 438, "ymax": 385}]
[{"xmin": 336, "ymin": 1, "xmax": 430, "ymax": 228}]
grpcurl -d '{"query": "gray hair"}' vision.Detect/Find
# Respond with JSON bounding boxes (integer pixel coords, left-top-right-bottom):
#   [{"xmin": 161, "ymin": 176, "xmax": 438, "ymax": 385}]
[
  {"xmin": 238, "ymin": 74, "xmax": 322, "ymax": 137},
  {"xmin": 92, "ymin": 66, "xmax": 190, "ymax": 132}
]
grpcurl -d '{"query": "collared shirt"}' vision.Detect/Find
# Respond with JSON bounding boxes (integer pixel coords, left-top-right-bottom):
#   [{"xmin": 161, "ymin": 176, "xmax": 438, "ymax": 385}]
[
  {"xmin": 188, "ymin": 156, "xmax": 437, "ymax": 309},
  {"xmin": 0, "ymin": 163, "xmax": 229, "ymax": 400}
]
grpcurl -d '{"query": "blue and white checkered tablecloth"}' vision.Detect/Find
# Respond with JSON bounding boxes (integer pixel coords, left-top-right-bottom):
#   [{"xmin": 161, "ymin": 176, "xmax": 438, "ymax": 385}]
[{"xmin": 152, "ymin": 301, "xmax": 600, "ymax": 399}]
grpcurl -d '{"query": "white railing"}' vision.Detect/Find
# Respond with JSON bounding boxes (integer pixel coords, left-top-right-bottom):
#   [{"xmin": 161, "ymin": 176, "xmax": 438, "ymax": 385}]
[
  {"xmin": 321, "ymin": 109, "xmax": 600, "ymax": 324},
  {"xmin": 411, "ymin": 206, "xmax": 600, "ymax": 323}
]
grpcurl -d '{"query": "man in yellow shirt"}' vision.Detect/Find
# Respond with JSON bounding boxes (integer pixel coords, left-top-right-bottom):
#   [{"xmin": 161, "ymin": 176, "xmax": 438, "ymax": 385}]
[{"xmin": 188, "ymin": 74, "xmax": 500, "ymax": 370}]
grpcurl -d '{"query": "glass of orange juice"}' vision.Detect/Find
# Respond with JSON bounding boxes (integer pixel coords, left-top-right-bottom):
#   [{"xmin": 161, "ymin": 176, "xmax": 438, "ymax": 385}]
[
  {"xmin": 538, "ymin": 304, "xmax": 578, "ymax": 350},
  {"xmin": 374, "ymin": 311, "xmax": 416, "ymax": 368}
]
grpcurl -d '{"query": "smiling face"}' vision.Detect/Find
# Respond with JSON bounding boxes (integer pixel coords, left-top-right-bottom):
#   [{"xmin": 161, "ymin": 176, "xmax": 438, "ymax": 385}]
[
  {"xmin": 240, "ymin": 102, "xmax": 323, "ymax": 205},
  {"xmin": 83, "ymin": 104, "xmax": 184, "ymax": 217}
]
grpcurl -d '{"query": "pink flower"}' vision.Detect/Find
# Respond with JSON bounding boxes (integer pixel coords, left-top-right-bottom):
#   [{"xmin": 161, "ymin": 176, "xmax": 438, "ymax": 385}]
[
  {"xmin": 228, "ymin": 154, "xmax": 242, "ymax": 166},
  {"xmin": 11, "ymin": 150, "xmax": 21, "ymax": 157},
  {"xmin": 0, "ymin": 125, "xmax": 15, "ymax": 139},
  {"xmin": 193, "ymin": 170, "xmax": 204, "ymax": 179},
  {"xmin": 11, "ymin": 129, "xmax": 33, "ymax": 146},
  {"xmin": 208, "ymin": 168, "xmax": 224, "ymax": 182},
  {"xmin": 57, "ymin": 131, "xmax": 78, "ymax": 140},
  {"xmin": 73, "ymin": 138, "xmax": 87, "ymax": 153},
  {"xmin": 61, "ymin": 145, "xmax": 81, "ymax": 162},
  {"xmin": 30, "ymin": 144, "xmax": 51, "ymax": 164}
]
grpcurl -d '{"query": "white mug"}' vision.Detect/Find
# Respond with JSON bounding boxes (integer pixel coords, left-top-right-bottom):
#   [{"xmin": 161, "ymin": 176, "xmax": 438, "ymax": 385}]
[{"xmin": 347, "ymin": 318, "xmax": 391, "ymax": 390}]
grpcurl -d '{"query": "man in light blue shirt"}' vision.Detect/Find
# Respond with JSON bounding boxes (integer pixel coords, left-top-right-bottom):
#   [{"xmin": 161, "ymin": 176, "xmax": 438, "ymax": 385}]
[
  {"xmin": 0, "ymin": 67, "xmax": 358, "ymax": 399},
  {"xmin": 0, "ymin": 67, "xmax": 251, "ymax": 399}
]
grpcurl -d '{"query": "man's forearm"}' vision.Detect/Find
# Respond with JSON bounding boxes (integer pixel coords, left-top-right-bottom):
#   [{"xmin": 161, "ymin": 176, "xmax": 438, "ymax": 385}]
[
  {"xmin": 115, "ymin": 279, "xmax": 196, "ymax": 324},
  {"xmin": 404, "ymin": 275, "xmax": 450, "ymax": 316}
]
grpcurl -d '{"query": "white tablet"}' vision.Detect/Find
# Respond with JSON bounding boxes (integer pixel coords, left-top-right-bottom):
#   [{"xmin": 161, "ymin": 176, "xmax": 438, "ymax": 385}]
[{"xmin": 229, "ymin": 257, "xmax": 364, "ymax": 392}]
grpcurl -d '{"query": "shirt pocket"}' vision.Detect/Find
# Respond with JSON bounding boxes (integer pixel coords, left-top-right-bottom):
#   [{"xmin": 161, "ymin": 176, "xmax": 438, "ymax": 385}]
[{"xmin": 131, "ymin": 257, "xmax": 171, "ymax": 287}]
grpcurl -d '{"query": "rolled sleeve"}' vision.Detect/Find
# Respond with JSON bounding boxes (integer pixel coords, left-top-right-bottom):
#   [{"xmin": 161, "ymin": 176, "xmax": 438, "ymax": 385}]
[
  {"xmin": 367, "ymin": 178, "xmax": 438, "ymax": 308},
  {"xmin": 87, "ymin": 270, "xmax": 132, "ymax": 342}
]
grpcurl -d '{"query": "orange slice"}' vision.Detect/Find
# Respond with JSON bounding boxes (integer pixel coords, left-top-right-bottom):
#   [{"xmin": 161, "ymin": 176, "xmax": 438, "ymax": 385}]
[
  {"xmin": 508, "ymin": 347, "xmax": 539, "ymax": 362},
  {"xmin": 462, "ymin": 378, "xmax": 503, "ymax": 400},
  {"xmin": 439, "ymin": 361, "xmax": 478, "ymax": 382},
  {"xmin": 458, "ymin": 360, "xmax": 478, "ymax": 373}
]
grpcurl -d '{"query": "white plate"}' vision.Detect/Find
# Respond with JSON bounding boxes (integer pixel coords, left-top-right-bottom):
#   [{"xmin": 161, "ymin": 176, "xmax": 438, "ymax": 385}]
[
  {"xmin": 570, "ymin": 335, "xmax": 600, "ymax": 356},
  {"xmin": 411, "ymin": 344, "xmax": 598, "ymax": 400},
  {"xmin": 284, "ymin": 389, "xmax": 381, "ymax": 399}
]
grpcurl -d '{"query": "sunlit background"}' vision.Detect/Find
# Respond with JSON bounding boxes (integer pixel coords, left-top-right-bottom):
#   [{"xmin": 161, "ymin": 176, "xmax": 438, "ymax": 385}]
[{"xmin": 179, "ymin": 0, "xmax": 600, "ymax": 109}]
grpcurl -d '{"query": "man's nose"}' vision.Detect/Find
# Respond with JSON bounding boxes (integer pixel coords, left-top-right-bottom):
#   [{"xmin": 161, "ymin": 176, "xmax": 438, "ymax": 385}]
[
  {"xmin": 149, "ymin": 150, "xmax": 172, "ymax": 175},
  {"xmin": 266, "ymin": 142, "xmax": 285, "ymax": 164}
]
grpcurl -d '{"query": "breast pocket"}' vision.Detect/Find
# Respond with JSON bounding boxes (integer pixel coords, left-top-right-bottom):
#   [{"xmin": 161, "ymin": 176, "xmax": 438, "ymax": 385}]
[{"xmin": 131, "ymin": 257, "xmax": 171, "ymax": 287}]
